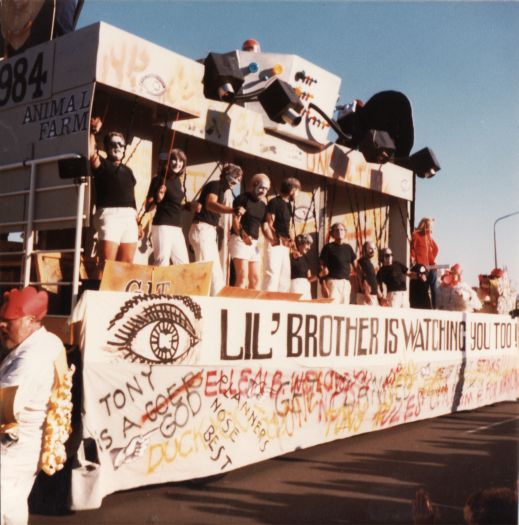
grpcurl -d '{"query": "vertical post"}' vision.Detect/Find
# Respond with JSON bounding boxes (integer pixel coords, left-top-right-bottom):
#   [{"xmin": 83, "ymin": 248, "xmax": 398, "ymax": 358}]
[
  {"xmin": 493, "ymin": 219, "xmax": 498, "ymax": 269},
  {"xmin": 22, "ymin": 162, "xmax": 37, "ymax": 286},
  {"xmin": 71, "ymin": 179, "xmax": 86, "ymax": 311}
]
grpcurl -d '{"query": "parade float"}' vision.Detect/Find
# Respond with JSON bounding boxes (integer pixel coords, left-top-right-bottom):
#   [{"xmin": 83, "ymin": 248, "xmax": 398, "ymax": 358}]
[{"xmin": 0, "ymin": 19, "xmax": 518, "ymax": 508}]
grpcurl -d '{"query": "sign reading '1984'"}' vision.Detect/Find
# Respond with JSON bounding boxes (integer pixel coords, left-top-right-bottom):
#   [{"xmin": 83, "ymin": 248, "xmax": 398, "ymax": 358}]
[{"xmin": 0, "ymin": 52, "xmax": 48, "ymax": 107}]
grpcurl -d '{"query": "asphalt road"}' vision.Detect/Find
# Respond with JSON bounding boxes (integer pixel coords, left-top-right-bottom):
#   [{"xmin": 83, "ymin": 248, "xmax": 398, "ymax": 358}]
[{"xmin": 29, "ymin": 400, "xmax": 518, "ymax": 525}]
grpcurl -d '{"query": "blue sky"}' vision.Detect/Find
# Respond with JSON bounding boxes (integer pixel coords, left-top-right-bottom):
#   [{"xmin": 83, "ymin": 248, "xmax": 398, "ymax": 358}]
[{"xmin": 78, "ymin": 1, "xmax": 519, "ymax": 290}]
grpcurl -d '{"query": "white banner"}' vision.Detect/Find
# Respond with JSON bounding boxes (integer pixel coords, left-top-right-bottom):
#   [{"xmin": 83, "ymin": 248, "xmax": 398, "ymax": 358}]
[{"xmin": 71, "ymin": 291, "xmax": 519, "ymax": 504}]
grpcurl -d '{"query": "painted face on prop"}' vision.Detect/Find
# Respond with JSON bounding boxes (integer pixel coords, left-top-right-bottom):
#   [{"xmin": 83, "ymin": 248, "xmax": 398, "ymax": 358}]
[
  {"xmin": 225, "ymin": 173, "xmax": 241, "ymax": 188},
  {"xmin": 106, "ymin": 136, "xmax": 126, "ymax": 163},
  {"xmin": 254, "ymin": 183, "xmax": 269, "ymax": 198},
  {"xmin": 0, "ymin": 287, "xmax": 48, "ymax": 350}
]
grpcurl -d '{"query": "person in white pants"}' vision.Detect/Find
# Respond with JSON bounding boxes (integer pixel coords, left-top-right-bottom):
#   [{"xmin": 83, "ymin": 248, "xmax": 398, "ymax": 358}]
[
  {"xmin": 319, "ymin": 223, "xmax": 357, "ymax": 304},
  {"xmin": 145, "ymin": 149, "xmax": 190, "ymax": 266},
  {"xmin": 264, "ymin": 177, "xmax": 301, "ymax": 292},
  {"xmin": 0, "ymin": 287, "xmax": 65, "ymax": 525},
  {"xmin": 188, "ymin": 164, "xmax": 243, "ymax": 295}
]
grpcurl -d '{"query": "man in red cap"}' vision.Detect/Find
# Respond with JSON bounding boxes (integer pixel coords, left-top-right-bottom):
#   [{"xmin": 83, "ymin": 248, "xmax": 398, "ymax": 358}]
[{"xmin": 0, "ymin": 286, "xmax": 66, "ymax": 525}]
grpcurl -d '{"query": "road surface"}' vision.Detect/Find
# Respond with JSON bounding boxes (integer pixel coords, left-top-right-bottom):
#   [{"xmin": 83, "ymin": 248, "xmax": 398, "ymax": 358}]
[{"xmin": 29, "ymin": 400, "xmax": 518, "ymax": 524}]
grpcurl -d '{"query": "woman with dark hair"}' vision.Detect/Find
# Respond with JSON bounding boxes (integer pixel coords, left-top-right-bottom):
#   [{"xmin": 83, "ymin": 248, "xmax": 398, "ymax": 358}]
[{"xmin": 145, "ymin": 148, "xmax": 190, "ymax": 266}]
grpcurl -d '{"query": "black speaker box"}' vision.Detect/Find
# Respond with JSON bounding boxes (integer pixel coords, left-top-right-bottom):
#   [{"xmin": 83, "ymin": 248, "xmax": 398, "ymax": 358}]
[
  {"xmin": 359, "ymin": 129, "xmax": 395, "ymax": 163},
  {"xmin": 58, "ymin": 156, "xmax": 88, "ymax": 179},
  {"xmin": 257, "ymin": 79, "xmax": 303, "ymax": 124},
  {"xmin": 202, "ymin": 52, "xmax": 244, "ymax": 101}
]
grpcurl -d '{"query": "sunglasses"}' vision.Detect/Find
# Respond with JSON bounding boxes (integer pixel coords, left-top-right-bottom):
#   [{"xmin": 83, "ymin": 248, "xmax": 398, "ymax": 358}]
[
  {"xmin": 109, "ymin": 141, "xmax": 125, "ymax": 149},
  {"xmin": 384, "ymin": 253, "xmax": 393, "ymax": 257}
]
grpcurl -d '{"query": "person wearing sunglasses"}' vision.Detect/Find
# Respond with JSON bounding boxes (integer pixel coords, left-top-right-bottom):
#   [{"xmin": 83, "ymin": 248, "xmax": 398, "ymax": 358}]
[
  {"xmin": 145, "ymin": 149, "xmax": 190, "ymax": 266},
  {"xmin": 89, "ymin": 119, "xmax": 139, "ymax": 275},
  {"xmin": 230, "ymin": 173, "xmax": 274, "ymax": 290},
  {"xmin": 189, "ymin": 163, "xmax": 244, "ymax": 295},
  {"xmin": 264, "ymin": 177, "xmax": 301, "ymax": 293}
]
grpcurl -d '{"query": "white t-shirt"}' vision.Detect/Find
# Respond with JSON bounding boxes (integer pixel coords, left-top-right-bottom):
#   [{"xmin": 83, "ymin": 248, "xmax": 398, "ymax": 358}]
[{"xmin": 0, "ymin": 327, "xmax": 64, "ymax": 453}]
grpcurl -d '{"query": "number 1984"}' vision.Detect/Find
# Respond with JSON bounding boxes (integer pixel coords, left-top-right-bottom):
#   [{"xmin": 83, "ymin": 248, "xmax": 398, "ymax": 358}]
[{"xmin": 0, "ymin": 52, "xmax": 48, "ymax": 107}]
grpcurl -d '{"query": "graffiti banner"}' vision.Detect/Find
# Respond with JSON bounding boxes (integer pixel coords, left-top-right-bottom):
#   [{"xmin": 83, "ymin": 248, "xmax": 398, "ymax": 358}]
[{"xmin": 71, "ymin": 291, "xmax": 519, "ymax": 505}]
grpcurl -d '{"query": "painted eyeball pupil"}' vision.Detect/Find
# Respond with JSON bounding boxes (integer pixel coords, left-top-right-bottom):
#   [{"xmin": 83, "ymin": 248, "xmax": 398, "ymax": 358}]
[{"xmin": 150, "ymin": 321, "xmax": 179, "ymax": 361}]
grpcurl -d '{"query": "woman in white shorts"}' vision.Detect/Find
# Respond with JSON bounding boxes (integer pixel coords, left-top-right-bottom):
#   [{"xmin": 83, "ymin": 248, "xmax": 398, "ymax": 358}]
[
  {"xmin": 89, "ymin": 120, "xmax": 139, "ymax": 273},
  {"xmin": 230, "ymin": 173, "xmax": 274, "ymax": 290}
]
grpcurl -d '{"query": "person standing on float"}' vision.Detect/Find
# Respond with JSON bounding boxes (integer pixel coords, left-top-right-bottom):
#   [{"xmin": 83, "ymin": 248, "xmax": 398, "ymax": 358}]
[{"xmin": 411, "ymin": 217, "xmax": 439, "ymax": 308}]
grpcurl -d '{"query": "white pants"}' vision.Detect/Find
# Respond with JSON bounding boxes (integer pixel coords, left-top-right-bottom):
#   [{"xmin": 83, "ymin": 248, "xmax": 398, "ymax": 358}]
[
  {"xmin": 356, "ymin": 293, "xmax": 379, "ymax": 306},
  {"xmin": 328, "ymin": 278, "xmax": 352, "ymax": 304},
  {"xmin": 1, "ymin": 438, "xmax": 40, "ymax": 525},
  {"xmin": 387, "ymin": 290, "xmax": 408, "ymax": 308},
  {"xmin": 151, "ymin": 225, "xmax": 189, "ymax": 266},
  {"xmin": 290, "ymin": 278, "xmax": 311, "ymax": 300},
  {"xmin": 264, "ymin": 243, "xmax": 291, "ymax": 292},
  {"xmin": 188, "ymin": 222, "xmax": 224, "ymax": 295}
]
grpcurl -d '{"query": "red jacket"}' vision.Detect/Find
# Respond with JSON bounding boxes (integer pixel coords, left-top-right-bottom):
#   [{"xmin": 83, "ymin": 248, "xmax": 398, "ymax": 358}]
[{"xmin": 411, "ymin": 231, "xmax": 438, "ymax": 265}]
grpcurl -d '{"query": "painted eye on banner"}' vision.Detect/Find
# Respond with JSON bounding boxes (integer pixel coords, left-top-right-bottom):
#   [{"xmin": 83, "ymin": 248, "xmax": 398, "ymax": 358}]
[
  {"xmin": 139, "ymin": 74, "xmax": 167, "ymax": 97},
  {"xmin": 107, "ymin": 297, "xmax": 202, "ymax": 364}
]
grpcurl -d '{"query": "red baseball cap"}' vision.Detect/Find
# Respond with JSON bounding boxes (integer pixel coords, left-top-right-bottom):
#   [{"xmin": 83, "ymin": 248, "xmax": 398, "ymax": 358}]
[{"xmin": 0, "ymin": 287, "xmax": 48, "ymax": 321}]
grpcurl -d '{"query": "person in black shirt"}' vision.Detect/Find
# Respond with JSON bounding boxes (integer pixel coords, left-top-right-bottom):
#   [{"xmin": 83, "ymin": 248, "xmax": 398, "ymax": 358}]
[
  {"xmin": 409, "ymin": 264, "xmax": 432, "ymax": 309},
  {"xmin": 290, "ymin": 233, "xmax": 316, "ymax": 299},
  {"xmin": 319, "ymin": 223, "xmax": 356, "ymax": 304},
  {"xmin": 356, "ymin": 241, "xmax": 382, "ymax": 305},
  {"xmin": 377, "ymin": 247, "xmax": 409, "ymax": 307},
  {"xmin": 145, "ymin": 149, "xmax": 190, "ymax": 266},
  {"xmin": 230, "ymin": 173, "xmax": 274, "ymax": 290},
  {"xmin": 188, "ymin": 164, "xmax": 243, "ymax": 295},
  {"xmin": 89, "ymin": 119, "xmax": 139, "ymax": 274},
  {"xmin": 264, "ymin": 177, "xmax": 301, "ymax": 292}
]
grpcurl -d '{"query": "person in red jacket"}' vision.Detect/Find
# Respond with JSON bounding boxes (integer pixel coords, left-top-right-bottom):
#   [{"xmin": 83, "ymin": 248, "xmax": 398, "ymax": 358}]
[{"xmin": 411, "ymin": 217, "xmax": 439, "ymax": 308}]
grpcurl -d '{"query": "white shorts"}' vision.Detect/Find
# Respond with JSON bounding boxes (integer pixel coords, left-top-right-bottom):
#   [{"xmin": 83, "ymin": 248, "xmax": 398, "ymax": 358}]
[
  {"xmin": 229, "ymin": 234, "xmax": 260, "ymax": 262},
  {"xmin": 95, "ymin": 207, "xmax": 138, "ymax": 244}
]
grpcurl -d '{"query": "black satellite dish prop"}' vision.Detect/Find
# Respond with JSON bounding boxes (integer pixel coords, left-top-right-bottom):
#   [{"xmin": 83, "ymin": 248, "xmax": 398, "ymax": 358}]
[{"xmin": 337, "ymin": 90, "xmax": 414, "ymax": 159}]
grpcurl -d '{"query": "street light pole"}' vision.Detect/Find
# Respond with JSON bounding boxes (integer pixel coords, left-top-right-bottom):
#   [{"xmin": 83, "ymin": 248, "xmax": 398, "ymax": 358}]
[{"xmin": 493, "ymin": 210, "xmax": 519, "ymax": 268}]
